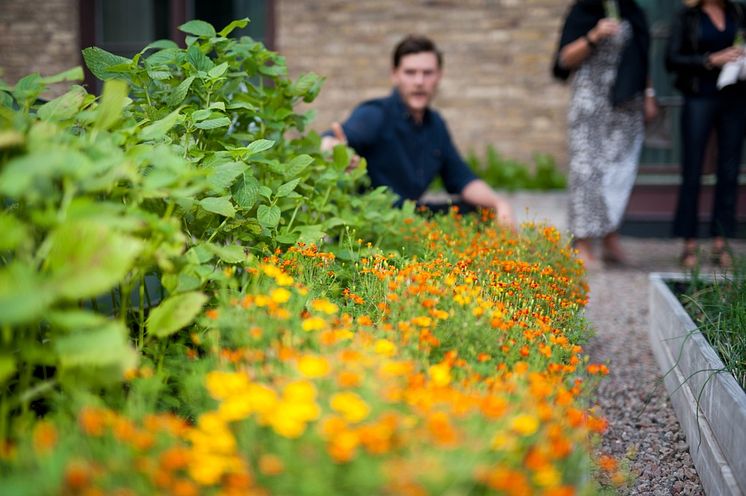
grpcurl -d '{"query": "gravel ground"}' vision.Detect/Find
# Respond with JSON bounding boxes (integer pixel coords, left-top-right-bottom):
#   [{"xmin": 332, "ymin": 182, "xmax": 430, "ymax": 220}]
[{"xmin": 583, "ymin": 237, "xmax": 746, "ymax": 495}]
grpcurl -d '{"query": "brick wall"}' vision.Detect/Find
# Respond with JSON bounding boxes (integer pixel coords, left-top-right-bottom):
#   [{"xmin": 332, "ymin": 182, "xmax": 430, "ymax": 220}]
[
  {"xmin": 0, "ymin": 0, "xmax": 79, "ymax": 98},
  {"xmin": 276, "ymin": 0, "xmax": 573, "ymax": 167}
]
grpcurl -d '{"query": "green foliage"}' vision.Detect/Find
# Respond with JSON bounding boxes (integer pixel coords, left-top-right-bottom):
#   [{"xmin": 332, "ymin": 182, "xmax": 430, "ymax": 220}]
[
  {"xmin": 679, "ymin": 256, "xmax": 746, "ymax": 390},
  {"xmin": 462, "ymin": 145, "xmax": 567, "ymax": 192},
  {"xmin": 0, "ymin": 18, "xmax": 410, "ymax": 439}
]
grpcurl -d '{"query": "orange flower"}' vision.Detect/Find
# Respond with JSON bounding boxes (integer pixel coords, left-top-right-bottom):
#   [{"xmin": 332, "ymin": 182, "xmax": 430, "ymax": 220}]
[
  {"xmin": 32, "ymin": 421, "xmax": 57, "ymax": 455},
  {"xmin": 259, "ymin": 454, "xmax": 285, "ymax": 476},
  {"xmin": 64, "ymin": 461, "xmax": 91, "ymax": 490},
  {"xmin": 79, "ymin": 407, "xmax": 109, "ymax": 436}
]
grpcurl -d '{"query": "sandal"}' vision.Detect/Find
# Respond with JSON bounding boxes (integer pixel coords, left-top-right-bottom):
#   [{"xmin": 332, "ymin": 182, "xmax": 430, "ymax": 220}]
[
  {"xmin": 711, "ymin": 247, "xmax": 733, "ymax": 269},
  {"xmin": 680, "ymin": 247, "xmax": 698, "ymax": 269}
]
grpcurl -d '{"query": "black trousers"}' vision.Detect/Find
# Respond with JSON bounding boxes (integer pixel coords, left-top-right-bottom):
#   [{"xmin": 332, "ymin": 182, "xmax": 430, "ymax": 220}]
[{"xmin": 673, "ymin": 93, "xmax": 746, "ymax": 239}]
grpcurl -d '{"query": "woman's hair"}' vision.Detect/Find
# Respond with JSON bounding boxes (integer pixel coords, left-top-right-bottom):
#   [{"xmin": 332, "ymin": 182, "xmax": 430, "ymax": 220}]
[{"xmin": 683, "ymin": 0, "xmax": 700, "ymax": 6}]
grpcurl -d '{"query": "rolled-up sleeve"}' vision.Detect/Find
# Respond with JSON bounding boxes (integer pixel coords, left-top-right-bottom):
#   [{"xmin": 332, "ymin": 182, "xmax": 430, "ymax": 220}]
[{"xmin": 439, "ymin": 123, "xmax": 478, "ymax": 194}]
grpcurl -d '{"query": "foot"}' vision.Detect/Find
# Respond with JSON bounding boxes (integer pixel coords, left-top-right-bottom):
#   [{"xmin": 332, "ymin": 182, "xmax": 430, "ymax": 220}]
[
  {"xmin": 680, "ymin": 243, "xmax": 698, "ymax": 270},
  {"xmin": 711, "ymin": 247, "xmax": 733, "ymax": 269},
  {"xmin": 601, "ymin": 232, "xmax": 629, "ymax": 267}
]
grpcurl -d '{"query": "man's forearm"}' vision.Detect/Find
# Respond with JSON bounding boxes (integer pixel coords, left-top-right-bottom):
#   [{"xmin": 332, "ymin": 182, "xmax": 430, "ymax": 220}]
[{"xmin": 461, "ymin": 180, "xmax": 514, "ymax": 226}]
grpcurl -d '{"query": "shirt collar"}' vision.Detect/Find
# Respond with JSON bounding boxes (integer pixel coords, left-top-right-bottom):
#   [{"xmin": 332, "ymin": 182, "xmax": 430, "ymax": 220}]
[{"xmin": 390, "ymin": 88, "xmax": 431, "ymax": 125}]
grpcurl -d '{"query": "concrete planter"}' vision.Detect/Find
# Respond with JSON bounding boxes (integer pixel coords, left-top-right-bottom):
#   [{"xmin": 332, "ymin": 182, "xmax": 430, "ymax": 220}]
[{"xmin": 648, "ymin": 273, "xmax": 746, "ymax": 496}]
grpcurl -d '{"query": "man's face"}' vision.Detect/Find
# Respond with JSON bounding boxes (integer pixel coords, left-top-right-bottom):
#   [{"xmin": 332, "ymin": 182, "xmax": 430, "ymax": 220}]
[{"xmin": 391, "ymin": 51, "xmax": 442, "ymax": 116}]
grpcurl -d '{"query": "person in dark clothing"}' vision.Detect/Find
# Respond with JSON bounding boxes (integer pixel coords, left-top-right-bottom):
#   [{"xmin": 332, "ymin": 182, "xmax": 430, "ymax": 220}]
[
  {"xmin": 321, "ymin": 35, "xmax": 514, "ymax": 227},
  {"xmin": 666, "ymin": 0, "xmax": 746, "ymax": 268}
]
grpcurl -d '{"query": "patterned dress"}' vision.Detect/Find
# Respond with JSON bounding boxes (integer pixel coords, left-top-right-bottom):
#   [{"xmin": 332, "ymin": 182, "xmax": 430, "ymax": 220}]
[{"xmin": 567, "ymin": 20, "xmax": 644, "ymax": 239}]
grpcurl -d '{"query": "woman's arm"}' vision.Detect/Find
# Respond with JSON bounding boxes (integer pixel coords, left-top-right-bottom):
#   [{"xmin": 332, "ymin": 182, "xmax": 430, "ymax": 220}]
[{"xmin": 559, "ymin": 18, "xmax": 620, "ymax": 70}]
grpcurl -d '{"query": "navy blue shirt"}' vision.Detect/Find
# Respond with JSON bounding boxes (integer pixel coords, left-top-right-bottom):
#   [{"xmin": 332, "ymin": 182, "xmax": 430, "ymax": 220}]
[
  {"xmin": 336, "ymin": 89, "xmax": 477, "ymax": 204},
  {"xmin": 699, "ymin": 12, "xmax": 737, "ymax": 96}
]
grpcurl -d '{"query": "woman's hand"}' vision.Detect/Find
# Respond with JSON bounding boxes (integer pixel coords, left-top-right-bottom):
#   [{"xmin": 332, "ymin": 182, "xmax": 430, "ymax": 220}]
[
  {"xmin": 707, "ymin": 46, "xmax": 744, "ymax": 68},
  {"xmin": 587, "ymin": 18, "xmax": 621, "ymax": 45},
  {"xmin": 644, "ymin": 95, "xmax": 659, "ymax": 124}
]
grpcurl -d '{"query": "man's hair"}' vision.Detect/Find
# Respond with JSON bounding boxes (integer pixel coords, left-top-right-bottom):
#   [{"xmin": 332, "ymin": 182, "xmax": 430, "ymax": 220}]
[{"xmin": 392, "ymin": 35, "xmax": 443, "ymax": 68}]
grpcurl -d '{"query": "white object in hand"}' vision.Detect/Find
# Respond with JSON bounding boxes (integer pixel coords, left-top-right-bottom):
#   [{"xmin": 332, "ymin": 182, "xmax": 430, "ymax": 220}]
[{"xmin": 716, "ymin": 57, "xmax": 746, "ymax": 89}]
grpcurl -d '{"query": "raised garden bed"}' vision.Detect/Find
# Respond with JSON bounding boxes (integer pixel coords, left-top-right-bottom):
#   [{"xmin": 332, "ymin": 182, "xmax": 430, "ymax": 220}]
[{"xmin": 648, "ymin": 272, "xmax": 746, "ymax": 496}]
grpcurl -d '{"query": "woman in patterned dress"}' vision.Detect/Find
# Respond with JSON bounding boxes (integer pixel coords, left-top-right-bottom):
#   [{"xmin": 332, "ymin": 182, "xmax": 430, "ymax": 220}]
[{"xmin": 553, "ymin": 0, "xmax": 658, "ymax": 268}]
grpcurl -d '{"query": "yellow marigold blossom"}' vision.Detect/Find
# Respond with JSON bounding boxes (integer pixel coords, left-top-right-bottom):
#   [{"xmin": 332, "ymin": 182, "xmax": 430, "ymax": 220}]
[
  {"xmin": 374, "ymin": 338, "xmax": 397, "ymax": 357},
  {"xmin": 254, "ymin": 295, "xmax": 269, "ymax": 307},
  {"xmin": 298, "ymin": 355, "xmax": 331, "ymax": 378},
  {"xmin": 276, "ymin": 273, "xmax": 294, "ymax": 286},
  {"xmin": 431, "ymin": 308, "xmax": 450, "ymax": 320},
  {"xmin": 283, "ymin": 380, "xmax": 317, "ymax": 403},
  {"xmin": 188, "ymin": 453, "xmax": 241, "ymax": 486},
  {"xmin": 270, "ymin": 288, "xmax": 291, "ymax": 304},
  {"xmin": 269, "ymin": 407, "xmax": 311, "ymax": 439},
  {"xmin": 428, "ymin": 363, "xmax": 452, "ymax": 387},
  {"xmin": 491, "ymin": 431, "xmax": 517, "ymax": 451},
  {"xmin": 205, "ymin": 371, "xmax": 250, "ymax": 400},
  {"xmin": 533, "ymin": 465, "xmax": 561, "ymax": 488},
  {"xmin": 311, "ymin": 298, "xmax": 338, "ymax": 315},
  {"xmin": 261, "ymin": 264, "xmax": 282, "ymax": 278},
  {"xmin": 412, "ymin": 316, "xmax": 432, "ymax": 328},
  {"xmin": 218, "ymin": 397, "xmax": 255, "ymax": 421},
  {"xmin": 511, "ymin": 413, "xmax": 540, "ymax": 436},
  {"xmin": 380, "ymin": 360, "xmax": 411, "ymax": 377},
  {"xmin": 301, "ymin": 316, "xmax": 326, "ymax": 332},
  {"xmin": 330, "ymin": 392, "xmax": 370, "ymax": 424}
]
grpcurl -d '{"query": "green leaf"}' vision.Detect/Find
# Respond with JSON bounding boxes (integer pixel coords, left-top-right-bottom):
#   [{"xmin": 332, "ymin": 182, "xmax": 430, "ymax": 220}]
[
  {"xmin": 142, "ymin": 39, "xmax": 178, "ymax": 52},
  {"xmin": 258, "ymin": 186, "xmax": 273, "ymax": 199},
  {"xmin": 82, "ymin": 47, "xmax": 131, "ymax": 80},
  {"xmin": 37, "ymin": 85, "xmax": 87, "ymax": 121},
  {"xmin": 55, "ymin": 321, "xmax": 137, "ymax": 370},
  {"xmin": 217, "ymin": 18, "xmax": 249, "ymax": 37},
  {"xmin": 0, "ymin": 356, "xmax": 16, "ymax": 386},
  {"xmin": 257, "ymin": 204, "xmax": 281, "ymax": 228},
  {"xmin": 147, "ymin": 70, "xmax": 171, "ymax": 80},
  {"xmin": 12, "ymin": 73, "xmax": 44, "ymax": 106},
  {"xmin": 168, "ymin": 75, "xmax": 195, "ymax": 106},
  {"xmin": 0, "ymin": 262, "xmax": 53, "ymax": 325},
  {"xmin": 47, "ymin": 221, "xmax": 143, "ymax": 300},
  {"xmin": 199, "ymin": 196, "xmax": 236, "ymax": 218},
  {"xmin": 140, "ymin": 108, "xmax": 181, "ymax": 141},
  {"xmin": 191, "ymin": 109, "xmax": 212, "ymax": 121},
  {"xmin": 275, "ymin": 178, "xmax": 300, "ymax": 198},
  {"xmin": 290, "ymin": 72, "xmax": 323, "ymax": 102},
  {"xmin": 296, "ymin": 225, "xmax": 326, "ymax": 244},
  {"xmin": 187, "ymin": 45, "xmax": 214, "ymax": 72},
  {"xmin": 94, "ymin": 79, "xmax": 128, "ymax": 130},
  {"xmin": 0, "ymin": 149, "xmax": 93, "ymax": 198},
  {"xmin": 233, "ymin": 174, "xmax": 260, "ymax": 210},
  {"xmin": 41, "ymin": 66, "xmax": 84, "ymax": 84},
  {"xmin": 0, "ymin": 212, "xmax": 29, "ymax": 251},
  {"xmin": 208, "ymin": 161, "xmax": 247, "ymax": 191},
  {"xmin": 179, "ymin": 20, "xmax": 216, "ymax": 38},
  {"xmin": 47, "ymin": 310, "xmax": 111, "ymax": 331},
  {"xmin": 284, "ymin": 154, "xmax": 314, "ymax": 178},
  {"xmin": 147, "ymin": 291, "xmax": 208, "ymax": 338},
  {"xmin": 247, "ymin": 139, "xmax": 274, "ymax": 155},
  {"xmin": 0, "ymin": 130, "xmax": 24, "ymax": 149},
  {"xmin": 208, "ymin": 62, "xmax": 228, "ymax": 79},
  {"xmin": 194, "ymin": 117, "xmax": 231, "ymax": 130},
  {"xmin": 206, "ymin": 243, "xmax": 245, "ymax": 263}
]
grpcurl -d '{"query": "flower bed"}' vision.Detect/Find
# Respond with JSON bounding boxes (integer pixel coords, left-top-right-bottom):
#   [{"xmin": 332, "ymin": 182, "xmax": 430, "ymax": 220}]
[
  {"xmin": 648, "ymin": 273, "xmax": 746, "ymax": 496},
  {"xmin": 1, "ymin": 18, "xmax": 620, "ymax": 495}
]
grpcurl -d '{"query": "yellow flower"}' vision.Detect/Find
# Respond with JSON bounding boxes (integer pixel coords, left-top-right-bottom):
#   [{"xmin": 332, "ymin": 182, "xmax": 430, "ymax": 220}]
[
  {"xmin": 205, "ymin": 371, "xmax": 250, "ymax": 400},
  {"xmin": 270, "ymin": 288, "xmax": 291, "ymax": 304},
  {"xmin": 431, "ymin": 309, "xmax": 450, "ymax": 320},
  {"xmin": 298, "ymin": 355, "xmax": 331, "ymax": 378},
  {"xmin": 374, "ymin": 339, "xmax": 397, "ymax": 357},
  {"xmin": 218, "ymin": 397, "xmax": 255, "ymax": 421},
  {"xmin": 269, "ymin": 410, "xmax": 307, "ymax": 439},
  {"xmin": 510, "ymin": 413, "xmax": 540, "ymax": 436},
  {"xmin": 412, "ymin": 316, "xmax": 432, "ymax": 327},
  {"xmin": 311, "ymin": 298, "xmax": 339, "ymax": 315},
  {"xmin": 261, "ymin": 264, "xmax": 282, "ymax": 278},
  {"xmin": 276, "ymin": 273, "xmax": 294, "ymax": 286},
  {"xmin": 330, "ymin": 392, "xmax": 370, "ymax": 424},
  {"xmin": 283, "ymin": 380, "xmax": 317, "ymax": 403},
  {"xmin": 491, "ymin": 431, "xmax": 517, "ymax": 451},
  {"xmin": 255, "ymin": 295, "xmax": 269, "ymax": 307},
  {"xmin": 302, "ymin": 316, "xmax": 326, "ymax": 332},
  {"xmin": 428, "ymin": 363, "xmax": 452, "ymax": 387},
  {"xmin": 533, "ymin": 465, "xmax": 561, "ymax": 488}
]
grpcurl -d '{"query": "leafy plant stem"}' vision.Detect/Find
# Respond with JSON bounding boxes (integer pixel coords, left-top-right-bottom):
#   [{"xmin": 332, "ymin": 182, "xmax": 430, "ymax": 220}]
[
  {"xmin": 286, "ymin": 202, "xmax": 301, "ymax": 233},
  {"xmin": 207, "ymin": 218, "xmax": 229, "ymax": 243}
]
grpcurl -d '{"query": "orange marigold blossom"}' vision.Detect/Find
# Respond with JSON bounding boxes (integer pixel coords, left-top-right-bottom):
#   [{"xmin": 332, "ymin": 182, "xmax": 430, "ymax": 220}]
[
  {"xmin": 32, "ymin": 421, "xmax": 57, "ymax": 455},
  {"xmin": 258, "ymin": 454, "xmax": 285, "ymax": 475}
]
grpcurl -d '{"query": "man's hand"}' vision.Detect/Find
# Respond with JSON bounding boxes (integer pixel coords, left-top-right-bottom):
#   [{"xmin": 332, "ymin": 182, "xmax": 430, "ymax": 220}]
[
  {"xmin": 461, "ymin": 179, "xmax": 516, "ymax": 230},
  {"xmin": 494, "ymin": 197, "xmax": 516, "ymax": 230},
  {"xmin": 320, "ymin": 122, "xmax": 360, "ymax": 171}
]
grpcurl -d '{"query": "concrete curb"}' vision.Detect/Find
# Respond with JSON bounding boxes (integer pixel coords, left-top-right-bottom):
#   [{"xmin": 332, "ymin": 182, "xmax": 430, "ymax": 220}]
[{"xmin": 648, "ymin": 273, "xmax": 746, "ymax": 496}]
